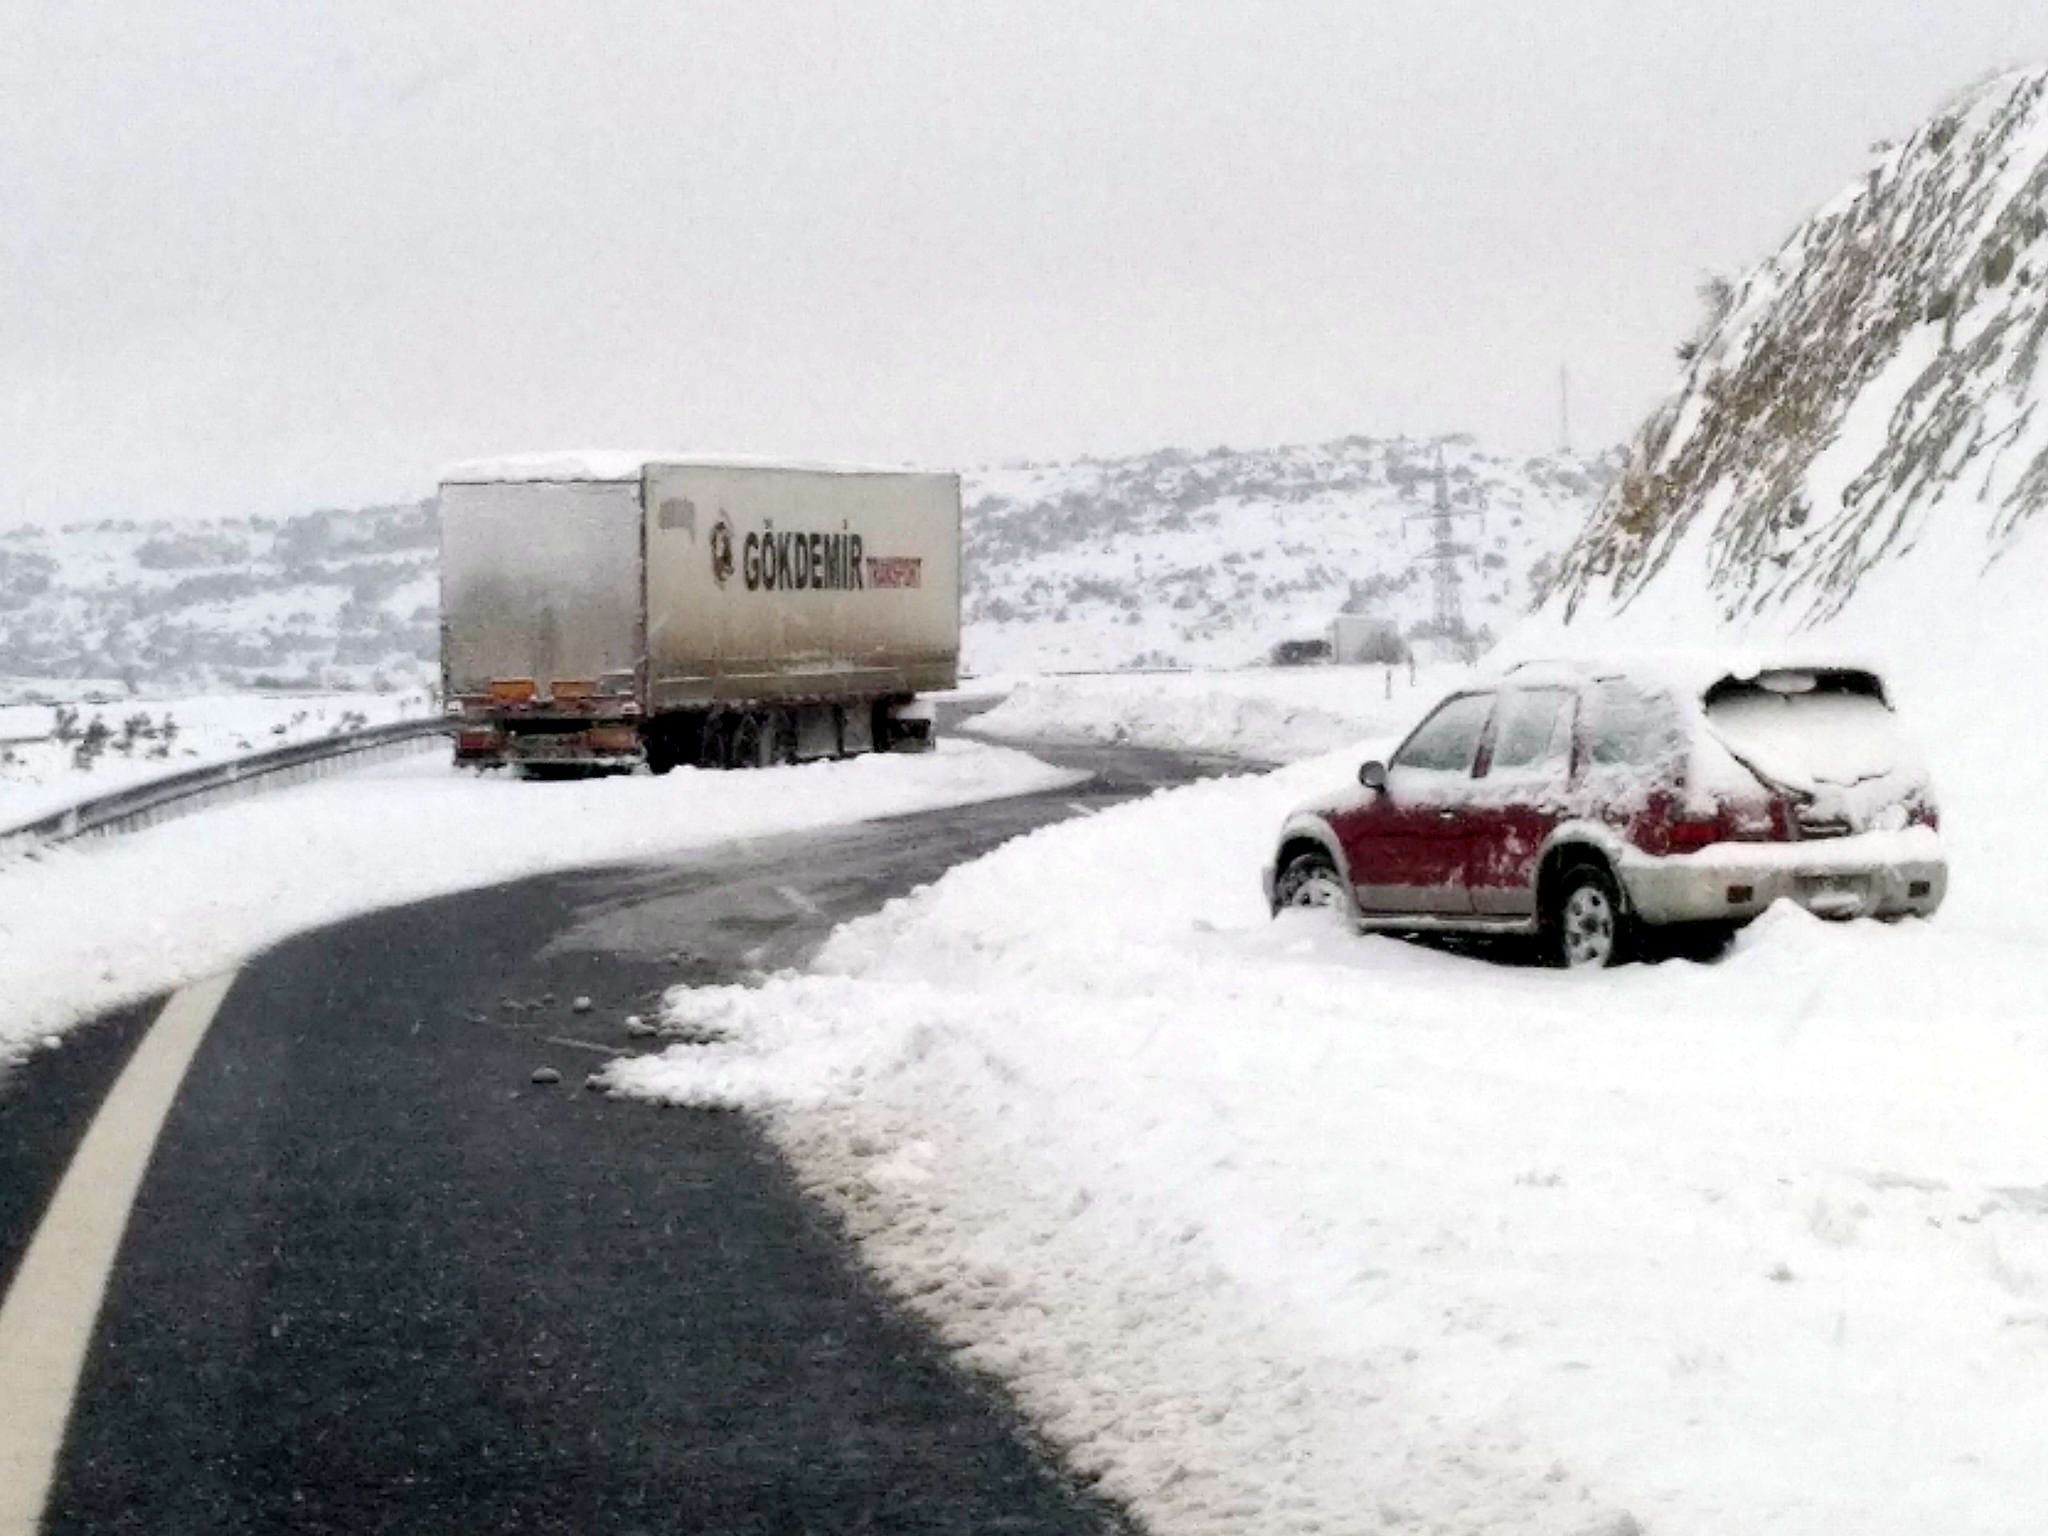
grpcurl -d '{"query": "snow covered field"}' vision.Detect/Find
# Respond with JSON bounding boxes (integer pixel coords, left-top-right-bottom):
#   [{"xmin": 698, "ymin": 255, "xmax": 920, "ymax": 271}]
[
  {"xmin": 966, "ymin": 663, "xmax": 1443, "ymax": 762},
  {"xmin": 0, "ymin": 740, "xmax": 1078, "ymax": 1066},
  {"xmin": 608, "ymin": 664, "xmax": 2048, "ymax": 1535},
  {"xmin": 0, "ymin": 688, "xmax": 432, "ymax": 829}
]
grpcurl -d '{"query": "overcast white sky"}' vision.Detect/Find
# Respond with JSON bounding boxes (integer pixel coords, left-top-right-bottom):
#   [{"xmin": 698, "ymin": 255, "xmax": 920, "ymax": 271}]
[{"xmin": 5, "ymin": 1, "xmax": 2047, "ymax": 525}]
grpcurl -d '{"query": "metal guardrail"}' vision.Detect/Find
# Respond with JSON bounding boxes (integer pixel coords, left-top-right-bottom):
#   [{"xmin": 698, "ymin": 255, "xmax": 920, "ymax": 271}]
[{"xmin": 0, "ymin": 719, "xmax": 449, "ymax": 856}]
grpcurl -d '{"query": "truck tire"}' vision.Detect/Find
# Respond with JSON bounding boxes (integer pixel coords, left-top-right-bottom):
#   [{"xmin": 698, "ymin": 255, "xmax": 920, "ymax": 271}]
[
  {"xmin": 644, "ymin": 724, "xmax": 677, "ymax": 776},
  {"xmin": 696, "ymin": 713, "xmax": 730, "ymax": 769},
  {"xmin": 728, "ymin": 712, "xmax": 768, "ymax": 769}
]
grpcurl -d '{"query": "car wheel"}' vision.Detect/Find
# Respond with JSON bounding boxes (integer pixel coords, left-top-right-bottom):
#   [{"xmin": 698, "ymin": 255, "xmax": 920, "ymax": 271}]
[
  {"xmin": 1273, "ymin": 849, "xmax": 1351, "ymax": 916},
  {"xmin": 1549, "ymin": 861, "xmax": 1629, "ymax": 969}
]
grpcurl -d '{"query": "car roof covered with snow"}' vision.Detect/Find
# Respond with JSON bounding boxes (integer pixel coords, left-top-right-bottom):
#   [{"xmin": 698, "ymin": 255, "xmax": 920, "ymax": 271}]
[
  {"xmin": 1485, "ymin": 648, "xmax": 1890, "ymax": 703},
  {"xmin": 438, "ymin": 450, "xmax": 937, "ymax": 485}
]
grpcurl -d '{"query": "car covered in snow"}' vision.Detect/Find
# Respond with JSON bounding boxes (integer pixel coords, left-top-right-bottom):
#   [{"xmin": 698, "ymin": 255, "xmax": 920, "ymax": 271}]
[{"xmin": 1264, "ymin": 657, "xmax": 1946, "ymax": 966}]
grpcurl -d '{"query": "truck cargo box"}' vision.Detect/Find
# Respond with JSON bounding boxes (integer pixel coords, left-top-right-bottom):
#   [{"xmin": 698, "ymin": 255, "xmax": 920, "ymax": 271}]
[{"xmin": 438, "ymin": 453, "xmax": 961, "ymax": 772}]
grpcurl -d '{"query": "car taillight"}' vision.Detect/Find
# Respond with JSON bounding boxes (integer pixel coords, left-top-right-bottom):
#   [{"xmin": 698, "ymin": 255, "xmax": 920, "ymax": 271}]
[{"xmin": 1664, "ymin": 818, "xmax": 1722, "ymax": 853}]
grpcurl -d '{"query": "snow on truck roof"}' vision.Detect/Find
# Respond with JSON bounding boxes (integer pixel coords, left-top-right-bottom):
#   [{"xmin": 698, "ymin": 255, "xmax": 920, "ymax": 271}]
[{"xmin": 438, "ymin": 451, "xmax": 944, "ymax": 485}]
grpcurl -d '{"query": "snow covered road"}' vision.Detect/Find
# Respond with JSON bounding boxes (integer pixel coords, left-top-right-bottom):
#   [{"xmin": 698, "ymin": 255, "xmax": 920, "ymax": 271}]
[{"xmin": 0, "ymin": 737, "xmax": 1081, "ymax": 1065}]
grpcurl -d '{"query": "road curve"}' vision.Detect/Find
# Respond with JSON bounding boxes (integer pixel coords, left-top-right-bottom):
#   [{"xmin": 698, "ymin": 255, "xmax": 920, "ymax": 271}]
[{"xmin": 0, "ymin": 733, "xmax": 1240, "ymax": 1535}]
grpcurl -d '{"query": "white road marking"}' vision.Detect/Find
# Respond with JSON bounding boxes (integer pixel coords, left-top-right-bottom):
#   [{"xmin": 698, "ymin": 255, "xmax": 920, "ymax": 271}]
[
  {"xmin": 774, "ymin": 884, "xmax": 823, "ymax": 916},
  {"xmin": 1064, "ymin": 801, "xmax": 1097, "ymax": 817},
  {"xmin": 0, "ymin": 970, "xmax": 237, "ymax": 1536}
]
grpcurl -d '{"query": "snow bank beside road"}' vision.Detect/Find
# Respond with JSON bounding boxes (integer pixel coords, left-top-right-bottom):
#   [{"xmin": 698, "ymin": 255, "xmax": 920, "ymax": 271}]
[
  {"xmin": 608, "ymin": 755, "xmax": 2048, "ymax": 1536},
  {"xmin": 968, "ymin": 664, "xmax": 1443, "ymax": 762},
  {"xmin": 0, "ymin": 741, "xmax": 1079, "ymax": 1065}
]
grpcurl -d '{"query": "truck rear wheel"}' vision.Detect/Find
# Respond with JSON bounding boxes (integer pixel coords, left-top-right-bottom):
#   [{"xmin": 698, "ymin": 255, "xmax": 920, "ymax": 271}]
[
  {"xmin": 728, "ymin": 712, "xmax": 768, "ymax": 769},
  {"xmin": 696, "ymin": 713, "xmax": 730, "ymax": 769}
]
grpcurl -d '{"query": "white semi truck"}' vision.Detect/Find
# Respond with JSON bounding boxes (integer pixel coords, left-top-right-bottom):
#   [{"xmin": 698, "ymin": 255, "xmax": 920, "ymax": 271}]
[{"xmin": 438, "ymin": 453, "xmax": 960, "ymax": 773}]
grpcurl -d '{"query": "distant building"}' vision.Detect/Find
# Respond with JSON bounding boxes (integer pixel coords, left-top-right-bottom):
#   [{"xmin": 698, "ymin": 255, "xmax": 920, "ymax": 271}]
[{"xmin": 1327, "ymin": 613, "xmax": 1406, "ymax": 665}]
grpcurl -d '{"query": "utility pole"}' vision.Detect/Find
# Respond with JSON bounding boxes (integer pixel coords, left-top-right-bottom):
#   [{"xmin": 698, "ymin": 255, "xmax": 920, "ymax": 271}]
[{"xmin": 1403, "ymin": 445, "xmax": 1485, "ymax": 659}]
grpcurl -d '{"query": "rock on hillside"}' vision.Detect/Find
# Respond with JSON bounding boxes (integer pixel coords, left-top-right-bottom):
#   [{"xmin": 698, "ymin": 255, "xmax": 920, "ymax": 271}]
[{"xmin": 1550, "ymin": 67, "xmax": 2048, "ymax": 634}]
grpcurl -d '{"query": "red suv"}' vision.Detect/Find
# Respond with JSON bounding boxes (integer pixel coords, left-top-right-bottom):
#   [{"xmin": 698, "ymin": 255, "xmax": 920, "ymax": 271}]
[{"xmin": 1264, "ymin": 658, "xmax": 1946, "ymax": 966}]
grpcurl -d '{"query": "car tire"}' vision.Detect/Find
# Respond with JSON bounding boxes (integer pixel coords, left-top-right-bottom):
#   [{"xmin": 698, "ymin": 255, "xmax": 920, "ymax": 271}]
[
  {"xmin": 1273, "ymin": 848, "xmax": 1352, "ymax": 917},
  {"xmin": 1546, "ymin": 860, "xmax": 1630, "ymax": 969}
]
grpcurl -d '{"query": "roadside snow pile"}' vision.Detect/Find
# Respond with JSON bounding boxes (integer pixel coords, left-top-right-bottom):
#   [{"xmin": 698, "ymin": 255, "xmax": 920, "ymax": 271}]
[
  {"xmin": 969, "ymin": 664, "xmax": 1443, "ymax": 762},
  {"xmin": 606, "ymin": 758, "xmax": 2048, "ymax": 1536},
  {"xmin": 0, "ymin": 740, "xmax": 1078, "ymax": 1065}
]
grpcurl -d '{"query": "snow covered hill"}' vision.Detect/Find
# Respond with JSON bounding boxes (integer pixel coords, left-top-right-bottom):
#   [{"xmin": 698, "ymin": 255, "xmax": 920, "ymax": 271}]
[
  {"xmin": 0, "ymin": 435, "xmax": 1610, "ymax": 695},
  {"xmin": 0, "ymin": 501, "xmax": 438, "ymax": 692},
  {"xmin": 965, "ymin": 435, "xmax": 1612, "ymax": 672},
  {"xmin": 1547, "ymin": 67, "xmax": 2048, "ymax": 642}
]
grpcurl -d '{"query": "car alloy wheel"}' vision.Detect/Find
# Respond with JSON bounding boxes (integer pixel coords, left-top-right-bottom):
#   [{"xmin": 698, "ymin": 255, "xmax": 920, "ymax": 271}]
[{"xmin": 1560, "ymin": 879, "xmax": 1619, "ymax": 968}]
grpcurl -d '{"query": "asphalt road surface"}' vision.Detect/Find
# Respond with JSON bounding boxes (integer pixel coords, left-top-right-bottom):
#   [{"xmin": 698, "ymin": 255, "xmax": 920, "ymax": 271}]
[{"xmin": 0, "ymin": 729, "xmax": 1242, "ymax": 1535}]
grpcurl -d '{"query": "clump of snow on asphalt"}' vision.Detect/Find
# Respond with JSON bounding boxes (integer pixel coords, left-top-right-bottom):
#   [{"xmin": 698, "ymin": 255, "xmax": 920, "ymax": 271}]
[
  {"xmin": 967, "ymin": 664, "xmax": 1438, "ymax": 762},
  {"xmin": 605, "ymin": 746, "xmax": 2048, "ymax": 1536},
  {"xmin": 0, "ymin": 740, "xmax": 1079, "ymax": 1065}
]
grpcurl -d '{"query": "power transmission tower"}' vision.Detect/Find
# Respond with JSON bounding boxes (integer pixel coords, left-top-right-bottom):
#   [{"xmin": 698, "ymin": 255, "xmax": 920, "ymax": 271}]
[{"xmin": 1404, "ymin": 446, "xmax": 1485, "ymax": 658}]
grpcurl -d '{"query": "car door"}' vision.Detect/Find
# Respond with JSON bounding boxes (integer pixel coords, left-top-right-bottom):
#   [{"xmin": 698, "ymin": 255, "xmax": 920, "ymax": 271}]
[
  {"xmin": 1334, "ymin": 691, "xmax": 1493, "ymax": 915},
  {"xmin": 1464, "ymin": 687, "xmax": 1577, "ymax": 917}
]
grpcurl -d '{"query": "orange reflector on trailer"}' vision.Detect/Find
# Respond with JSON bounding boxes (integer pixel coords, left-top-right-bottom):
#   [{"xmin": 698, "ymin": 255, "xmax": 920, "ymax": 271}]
[
  {"xmin": 489, "ymin": 678, "xmax": 537, "ymax": 703},
  {"xmin": 553, "ymin": 677, "xmax": 596, "ymax": 701}
]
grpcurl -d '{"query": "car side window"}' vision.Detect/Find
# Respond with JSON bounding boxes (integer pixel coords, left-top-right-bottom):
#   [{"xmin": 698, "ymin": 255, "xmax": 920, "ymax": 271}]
[
  {"xmin": 1486, "ymin": 688, "xmax": 1574, "ymax": 776},
  {"xmin": 1390, "ymin": 692, "xmax": 1494, "ymax": 775},
  {"xmin": 1582, "ymin": 679, "xmax": 1683, "ymax": 768}
]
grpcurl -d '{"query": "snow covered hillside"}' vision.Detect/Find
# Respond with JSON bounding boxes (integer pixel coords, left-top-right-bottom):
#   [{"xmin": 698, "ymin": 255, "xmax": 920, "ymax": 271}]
[
  {"xmin": 1549, "ymin": 67, "xmax": 2048, "ymax": 642},
  {"xmin": 0, "ymin": 501, "xmax": 437, "ymax": 692},
  {"xmin": 0, "ymin": 434, "xmax": 1610, "ymax": 696},
  {"xmin": 966, "ymin": 435, "xmax": 1612, "ymax": 672}
]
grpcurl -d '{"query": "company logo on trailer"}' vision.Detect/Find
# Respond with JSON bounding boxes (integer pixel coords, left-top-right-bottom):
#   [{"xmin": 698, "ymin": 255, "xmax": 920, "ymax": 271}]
[
  {"xmin": 738, "ymin": 525, "xmax": 922, "ymax": 593},
  {"xmin": 707, "ymin": 516, "xmax": 735, "ymax": 586}
]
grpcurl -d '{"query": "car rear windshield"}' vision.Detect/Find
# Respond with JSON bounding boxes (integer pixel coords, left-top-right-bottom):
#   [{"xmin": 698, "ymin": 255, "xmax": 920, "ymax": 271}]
[{"xmin": 1700, "ymin": 670, "xmax": 1921, "ymax": 792}]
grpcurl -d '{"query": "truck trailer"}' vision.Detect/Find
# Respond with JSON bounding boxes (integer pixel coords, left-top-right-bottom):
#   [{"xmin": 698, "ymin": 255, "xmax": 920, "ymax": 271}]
[{"xmin": 438, "ymin": 453, "xmax": 960, "ymax": 774}]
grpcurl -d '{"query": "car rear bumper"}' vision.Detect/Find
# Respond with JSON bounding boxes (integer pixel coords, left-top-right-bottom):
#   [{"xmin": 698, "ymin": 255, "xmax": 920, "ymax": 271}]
[{"xmin": 1619, "ymin": 830, "xmax": 1947, "ymax": 925}]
